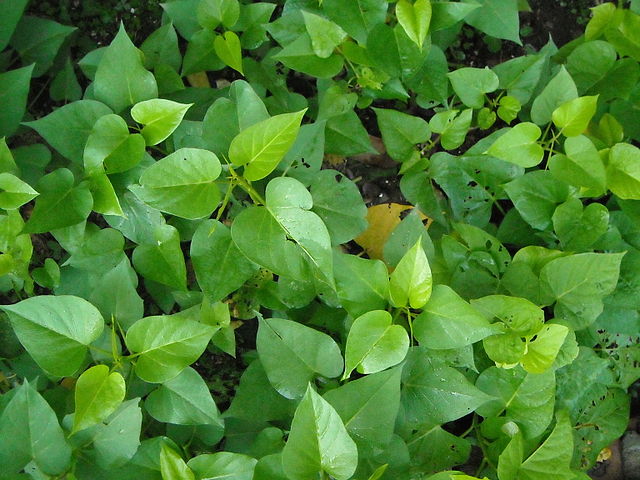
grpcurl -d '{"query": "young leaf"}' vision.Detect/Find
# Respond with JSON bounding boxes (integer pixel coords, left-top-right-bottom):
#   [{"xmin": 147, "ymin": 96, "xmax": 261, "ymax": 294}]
[
  {"xmin": 389, "ymin": 237, "xmax": 432, "ymax": 309},
  {"xmin": 0, "ymin": 381, "xmax": 72, "ymax": 475},
  {"xmin": 396, "ymin": 0, "xmax": 432, "ymax": 50},
  {"xmin": 552, "ymin": 199, "xmax": 609, "ymax": 251},
  {"xmin": 94, "ymin": 24, "xmax": 158, "ymax": 113},
  {"xmin": 129, "ymin": 148, "xmax": 222, "ymax": 219},
  {"xmin": 1, "ymin": 295, "xmax": 104, "ymax": 377},
  {"xmin": 256, "ymin": 317, "xmax": 343, "ymax": 399},
  {"xmin": 551, "ymin": 95, "xmax": 599, "ymax": 137},
  {"xmin": 548, "ymin": 135, "xmax": 606, "ymax": 194},
  {"xmin": 486, "ymin": 123, "xmax": 543, "ymax": 168},
  {"xmin": 131, "ymin": 99, "xmax": 193, "ymax": 146},
  {"xmin": 282, "ymin": 384, "xmax": 358, "ymax": 480},
  {"xmin": 125, "ymin": 315, "xmax": 217, "ymax": 383},
  {"xmin": 606, "ymin": 143, "xmax": 640, "ymax": 200},
  {"xmin": 229, "ymin": 109, "xmax": 306, "ymax": 181},
  {"xmin": 0, "ymin": 173, "xmax": 38, "ymax": 209},
  {"xmin": 73, "ymin": 365, "xmax": 126, "ymax": 433},
  {"xmin": 343, "ymin": 310, "xmax": 409, "ymax": 379},
  {"xmin": 214, "ymin": 31, "xmax": 244, "ymax": 74},
  {"xmin": 414, "ymin": 285, "xmax": 500, "ymax": 349},
  {"xmin": 447, "ymin": 67, "xmax": 499, "ymax": 109},
  {"xmin": 521, "ymin": 324, "xmax": 569, "ymax": 374},
  {"xmin": 160, "ymin": 444, "xmax": 195, "ymax": 480},
  {"xmin": 470, "ymin": 294, "xmax": 543, "ymax": 336},
  {"xmin": 145, "ymin": 367, "xmax": 223, "ymax": 427},
  {"xmin": 302, "ymin": 11, "xmax": 347, "ymax": 58}
]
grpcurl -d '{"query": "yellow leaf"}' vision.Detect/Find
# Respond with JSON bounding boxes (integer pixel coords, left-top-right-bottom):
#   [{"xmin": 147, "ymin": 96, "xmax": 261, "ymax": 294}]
[{"xmin": 187, "ymin": 72, "xmax": 211, "ymax": 88}]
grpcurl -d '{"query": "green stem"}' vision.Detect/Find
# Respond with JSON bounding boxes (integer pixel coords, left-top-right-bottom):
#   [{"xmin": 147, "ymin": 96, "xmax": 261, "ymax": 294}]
[
  {"xmin": 215, "ymin": 180, "xmax": 236, "ymax": 221},
  {"xmin": 228, "ymin": 165, "xmax": 266, "ymax": 205}
]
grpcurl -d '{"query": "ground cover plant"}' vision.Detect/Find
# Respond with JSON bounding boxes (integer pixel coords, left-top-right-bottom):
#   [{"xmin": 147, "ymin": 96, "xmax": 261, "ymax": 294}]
[{"xmin": 1, "ymin": 0, "xmax": 640, "ymax": 479}]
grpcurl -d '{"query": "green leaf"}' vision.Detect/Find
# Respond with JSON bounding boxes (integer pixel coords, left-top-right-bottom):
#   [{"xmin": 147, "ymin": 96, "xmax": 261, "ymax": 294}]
[
  {"xmin": 482, "ymin": 332, "xmax": 526, "ymax": 367},
  {"xmin": 549, "ymin": 135, "xmax": 606, "ymax": 195},
  {"xmin": 10, "ymin": 16, "xmax": 76, "ymax": 77},
  {"xmin": 324, "ymin": 368, "xmax": 402, "ymax": 456},
  {"xmin": 343, "ymin": 310, "xmax": 409, "ymax": 379},
  {"xmin": 521, "ymin": 323, "xmax": 569, "ymax": 374},
  {"xmin": 322, "ymin": 0, "xmax": 388, "ymax": 44},
  {"xmin": 309, "ymin": 170, "xmax": 368, "ymax": 245},
  {"xmin": 551, "ymin": 95, "xmax": 599, "ymax": 137},
  {"xmin": 530, "ymin": 66, "xmax": 578, "ymax": 126},
  {"xmin": 492, "ymin": 53, "xmax": 546, "ymax": 105},
  {"xmin": 93, "ymin": 399, "xmax": 142, "ymax": 469},
  {"xmin": 540, "ymin": 252, "xmax": 624, "ymax": 329},
  {"xmin": 0, "ymin": 173, "xmax": 38, "ymax": 209},
  {"xmin": 566, "ymin": 40, "xmax": 617, "ymax": 93},
  {"xmin": 191, "ymin": 219, "xmax": 259, "ymax": 302},
  {"xmin": 0, "ymin": 381, "xmax": 71, "ymax": 475},
  {"xmin": 396, "ymin": 0, "xmax": 432, "ymax": 50},
  {"xmin": 464, "ymin": 0, "xmax": 521, "ymax": 45},
  {"xmin": 197, "ymin": 0, "xmax": 240, "ymax": 29},
  {"xmin": 447, "ymin": 67, "xmax": 499, "ymax": 109},
  {"xmin": 497, "ymin": 95, "xmax": 521, "ymax": 124},
  {"xmin": 407, "ymin": 425, "xmax": 471, "ymax": 473},
  {"xmin": 230, "ymin": 109, "xmax": 305, "ymax": 181},
  {"xmin": 302, "ymin": 11, "xmax": 347, "ymax": 58},
  {"xmin": 504, "ymin": 171, "xmax": 570, "ymax": 230},
  {"xmin": 231, "ymin": 177, "xmax": 333, "ymax": 289},
  {"xmin": 182, "ymin": 29, "xmax": 225, "ymax": 76},
  {"xmin": 131, "ymin": 99, "xmax": 192, "ymax": 146},
  {"xmin": 374, "ymin": 108, "xmax": 431, "ymax": 162},
  {"xmin": 430, "ymin": 2, "xmax": 480, "ymax": 31},
  {"xmin": 23, "ymin": 168, "xmax": 92, "ymax": 234},
  {"xmin": 471, "ymin": 294, "xmax": 543, "ymax": 336},
  {"xmin": 130, "ymin": 148, "xmax": 221, "ymax": 219},
  {"xmin": 0, "ymin": 64, "xmax": 33, "ymax": 138},
  {"xmin": 553, "ymin": 199, "xmax": 609, "ymax": 251},
  {"xmin": 145, "ymin": 367, "xmax": 223, "ymax": 428},
  {"xmin": 401, "ymin": 349, "xmax": 493, "ymax": 426},
  {"xmin": 83, "ymin": 113, "xmax": 146, "ymax": 175},
  {"xmin": 188, "ymin": 452, "xmax": 257, "ymax": 480},
  {"xmin": 389, "ymin": 237, "xmax": 432, "ymax": 309},
  {"xmin": 257, "ymin": 317, "xmax": 343, "ymax": 399},
  {"xmin": 94, "ymin": 24, "xmax": 158, "ymax": 113},
  {"xmin": 476, "ymin": 367, "xmax": 555, "ymax": 438},
  {"xmin": 486, "ymin": 123, "xmax": 543, "ymax": 167},
  {"xmin": 273, "ymin": 33, "xmax": 345, "ymax": 78},
  {"xmin": 0, "ymin": 0, "xmax": 29, "ymax": 50},
  {"xmin": 430, "ymin": 108, "xmax": 473, "ymax": 150},
  {"xmin": 607, "ymin": 143, "xmax": 640, "ymax": 200},
  {"xmin": 214, "ymin": 31, "xmax": 244, "ymax": 74},
  {"xmin": 325, "ymin": 110, "xmax": 375, "ymax": 156},
  {"xmin": 161, "ymin": 444, "xmax": 195, "ymax": 480},
  {"xmin": 125, "ymin": 314, "xmax": 216, "ymax": 383},
  {"xmin": 140, "ymin": 23, "xmax": 182, "ymax": 71},
  {"xmin": 25, "ymin": 99, "xmax": 113, "ymax": 163},
  {"xmin": 414, "ymin": 285, "xmax": 499, "ymax": 349},
  {"xmin": 333, "ymin": 252, "xmax": 389, "ymax": 318},
  {"xmin": 88, "ymin": 172, "xmax": 124, "ymax": 216},
  {"xmin": 132, "ymin": 224, "xmax": 187, "ymax": 291},
  {"xmin": 73, "ymin": 365, "xmax": 126, "ymax": 433},
  {"xmin": 0, "ymin": 295, "xmax": 104, "ymax": 377},
  {"xmin": 282, "ymin": 384, "xmax": 358, "ymax": 480}
]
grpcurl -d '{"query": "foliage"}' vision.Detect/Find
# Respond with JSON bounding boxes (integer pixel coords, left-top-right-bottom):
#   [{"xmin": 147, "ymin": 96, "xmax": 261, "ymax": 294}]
[{"xmin": 1, "ymin": 0, "xmax": 640, "ymax": 479}]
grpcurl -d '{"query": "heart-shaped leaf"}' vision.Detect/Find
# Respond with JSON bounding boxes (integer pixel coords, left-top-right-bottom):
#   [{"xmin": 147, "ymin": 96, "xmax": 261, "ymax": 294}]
[
  {"xmin": 389, "ymin": 236, "xmax": 432, "ymax": 309},
  {"xmin": 396, "ymin": 0, "xmax": 432, "ymax": 50},
  {"xmin": 73, "ymin": 365, "xmax": 126, "ymax": 433},
  {"xmin": 214, "ymin": 31, "xmax": 243, "ymax": 74},
  {"xmin": 131, "ymin": 99, "xmax": 193, "ymax": 146},
  {"xmin": 487, "ymin": 123, "xmax": 543, "ymax": 167}
]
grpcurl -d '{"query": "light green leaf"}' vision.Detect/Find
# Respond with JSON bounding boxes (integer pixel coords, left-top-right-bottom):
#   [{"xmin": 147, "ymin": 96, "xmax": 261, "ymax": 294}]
[
  {"xmin": 282, "ymin": 384, "xmax": 358, "ymax": 480},
  {"xmin": 94, "ymin": 24, "xmax": 158, "ymax": 113},
  {"xmin": 549, "ymin": 135, "xmax": 606, "ymax": 195},
  {"xmin": 0, "ymin": 64, "xmax": 33, "ymax": 138},
  {"xmin": 483, "ymin": 332, "xmax": 526, "ymax": 367},
  {"xmin": 273, "ymin": 33, "xmax": 345, "ymax": 78},
  {"xmin": 131, "ymin": 99, "xmax": 192, "ymax": 146},
  {"xmin": 257, "ymin": 317, "xmax": 343, "ymax": 399},
  {"xmin": 540, "ymin": 252, "xmax": 624, "ymax": 329},
  {"xmin": 88, "ymin": 172, "xmax": 124, "ymax": 216},
  {"xmin": 343, "ymin": 310, "xmax": 409, "ymax": 379},
  {"xmin": 161, "ymin": 444, "xmax": 195, "ymax": 480},
  {"xmin": 486, "ymin": 123, "xmax": 543, "ymax": 167},
  {"xmin": 188, "ymin": 452, "xmax": 257, "ymax": 480},
  {"xmin": 145, "ymin": 367, "xmax": 223, "ymax": 427},
  {"xmin": 324, "ymin": 368, "xmax": 402, "ymax": 456},
  {"xmin": 214, "ymin": 31, "xmax": 244, "ymax": 74},
  {"xmin": 470, "ymin": 294, "xmax": 543, "ymax": 336},
  {"xmin": 302, "ymin": 11, "xmax": 347, "ymax": 58},
  {"xmin": 0, "ymin": 173, "xmax": 38, "ymax": 209},
  {"xmin": 25, "ymin": 99, "xmax": 112, "ymax": 163},
  {"xmin": 551, "ymin": 95, "xmax": 599, "ymax": 137},
  {"xmin": 414, "ymin": 285, "xmax": 499, "ymax": 349},
  {"xmin": 530, "ymin": 66, "xmax": 578, "ymax": 126},
  {"xmin": 389, "ymin": 237, "xmax": 432, "ymax": 309},
  {"xmin": 552, "ymin": 199, "xmax": 609, "ymax": 251},
  {"xmin": 229, "ymin": 109, "xmax": 306, "ymax": 181},
  {"xmin": 396, "ymin": 0, "xmax": 432, "ymax": 50},
  {"xmin": 447, "ymin": 67, "xmax": 499, "ymax": 109},
  {"xmin": 132, "ymin": 224, "xmax": 187, "ymax": 290},
  {"xmin": 497, "ymin": 95, "xmax": 521, "ymax": 124},
  {"xmin": 125, "ymin": 314, "xmax": 216, "ymax": 383},
  {"xmin": 130, "ymin": 148, "xmax": 222, "ymax": 219},
  {"xmin": 0, "ymin": 381, "xmax": 71, "ymax": 475},
  {"xmin": 73, "ymin": 365, "xmax": 125, "ymax": 433},
  {"xmin": 521, "ymin": 323, "xmax": 569, "ymax": 374},
  {"xmin": 607, "ymin": 142, "xmax": 640, "ymax": 200}
]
